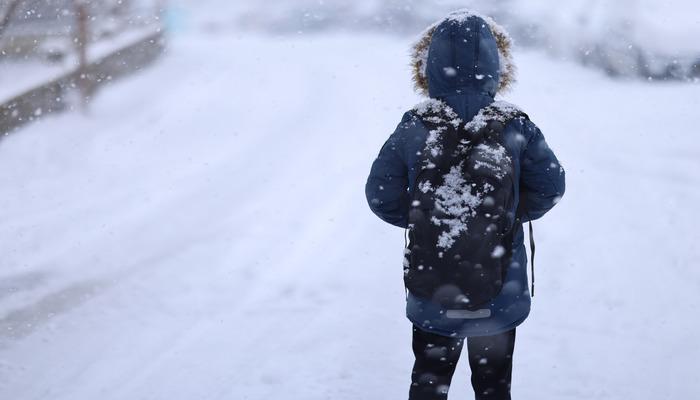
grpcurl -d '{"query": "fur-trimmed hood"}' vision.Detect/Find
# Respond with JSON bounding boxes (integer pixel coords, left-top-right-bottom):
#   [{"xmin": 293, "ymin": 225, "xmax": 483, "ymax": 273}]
[{"xmin": 411, "ymin": 10, "xmax": 516, "ymax": 98}]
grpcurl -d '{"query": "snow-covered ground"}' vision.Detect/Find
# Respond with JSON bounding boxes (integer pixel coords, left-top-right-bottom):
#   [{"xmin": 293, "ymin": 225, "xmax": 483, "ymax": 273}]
[{"xmin": 1, "ymin": 29, "xmax": 699, "ymax": 399}]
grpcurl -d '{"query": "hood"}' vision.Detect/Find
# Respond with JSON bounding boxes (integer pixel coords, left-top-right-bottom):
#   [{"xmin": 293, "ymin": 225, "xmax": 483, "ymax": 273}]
[{"xmin": 410, "ymin": 10, "xmax": 516, "ymax": 120}]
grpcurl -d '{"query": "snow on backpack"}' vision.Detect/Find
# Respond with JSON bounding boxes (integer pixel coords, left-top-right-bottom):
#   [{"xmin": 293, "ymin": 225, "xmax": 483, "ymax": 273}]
[{"xmin": 405, "ymin": 100, "xmax": 529, "ymax": 311}]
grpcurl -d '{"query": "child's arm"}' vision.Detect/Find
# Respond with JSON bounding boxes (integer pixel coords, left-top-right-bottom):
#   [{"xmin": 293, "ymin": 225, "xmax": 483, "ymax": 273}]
[
  {"xmin": 365, "ymin": 129, "xmax": 410, "ymax": 228},
  {"xmin": 519, "ymin": 121, "xmax": 566, "ymax": 221}
]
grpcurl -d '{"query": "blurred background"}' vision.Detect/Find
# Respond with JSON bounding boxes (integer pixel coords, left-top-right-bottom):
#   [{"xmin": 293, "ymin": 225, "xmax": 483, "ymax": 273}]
[
  {"xmin": 2, "ymin": 0, "xmax": 699, "ymax": 133},
  {"xmin": 0, "ymin": 1, "xmax": 699, "ymax": 400}
]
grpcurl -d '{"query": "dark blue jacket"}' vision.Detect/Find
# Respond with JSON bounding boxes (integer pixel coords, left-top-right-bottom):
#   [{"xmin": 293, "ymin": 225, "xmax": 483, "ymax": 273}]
[{"xmin": 365, "ymin": 15, "xmax": 565, "ymax": 337}]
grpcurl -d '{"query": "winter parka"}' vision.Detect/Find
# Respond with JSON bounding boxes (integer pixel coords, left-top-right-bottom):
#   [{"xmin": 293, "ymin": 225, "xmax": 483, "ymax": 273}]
[{"xmin": 365, "ymin": 10, "xmax": 565, "ymax": 338}]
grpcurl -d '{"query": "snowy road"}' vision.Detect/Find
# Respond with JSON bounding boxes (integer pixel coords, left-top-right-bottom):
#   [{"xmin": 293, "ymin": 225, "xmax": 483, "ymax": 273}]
[{"xmin": 1, "ymin": 32, "xmax": 699, "ymax": 399}]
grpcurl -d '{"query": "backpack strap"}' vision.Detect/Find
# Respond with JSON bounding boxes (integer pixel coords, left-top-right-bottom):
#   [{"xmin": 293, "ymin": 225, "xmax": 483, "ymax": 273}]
[
  {"xmin": 517, "ymin": 193, "xmax": 537, "ymax": 297},
  {"xmin": 529, "ymin": 219, "xmax": 536, "ymax": 297}
]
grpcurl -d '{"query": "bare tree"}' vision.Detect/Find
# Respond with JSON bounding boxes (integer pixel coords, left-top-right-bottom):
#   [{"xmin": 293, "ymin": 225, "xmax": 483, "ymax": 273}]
[{"xmin": 0, "ymin": 0, "xmax": 23, "ymax": 38}]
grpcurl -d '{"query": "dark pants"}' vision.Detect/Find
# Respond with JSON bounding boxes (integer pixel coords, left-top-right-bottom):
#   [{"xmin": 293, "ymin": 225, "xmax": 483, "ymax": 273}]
[{"xmin": 409, "ymin": 325, "xmax": 516, "ymax": 400}]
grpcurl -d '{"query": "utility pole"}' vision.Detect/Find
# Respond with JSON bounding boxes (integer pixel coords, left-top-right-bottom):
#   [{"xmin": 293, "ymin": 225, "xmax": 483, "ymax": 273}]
[{"xmin": 73, "ymin": 0, "xmax": 91, "ymax": 111}]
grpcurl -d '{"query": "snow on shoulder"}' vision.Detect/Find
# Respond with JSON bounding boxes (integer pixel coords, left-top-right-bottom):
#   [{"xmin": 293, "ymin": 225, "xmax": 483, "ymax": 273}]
[{"xmin": 413, "ymin": 99, "xmax": 462, "ymax": 159}]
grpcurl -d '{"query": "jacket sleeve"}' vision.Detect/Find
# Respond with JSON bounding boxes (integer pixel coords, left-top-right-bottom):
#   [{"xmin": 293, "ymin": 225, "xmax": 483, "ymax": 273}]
[
  {"xmin": 365, "ymin": 127, "xmax": 410, "ymax": 228},
  {"xmin": 519, "ymin": 121, "xmax": 566, "ymax": 221}
]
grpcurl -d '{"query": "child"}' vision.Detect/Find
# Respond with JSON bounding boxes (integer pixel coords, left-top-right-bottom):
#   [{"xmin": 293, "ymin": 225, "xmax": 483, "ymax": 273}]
[{"xmin": 365, "ymin": 10, "xmax": 565, "ymax": 400}]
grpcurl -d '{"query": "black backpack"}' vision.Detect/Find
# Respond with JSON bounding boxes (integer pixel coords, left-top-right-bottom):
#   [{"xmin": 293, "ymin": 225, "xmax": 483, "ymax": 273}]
[{"xmin": 405, "ymin": 100, "xmax": 529, "ymax": 311}]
